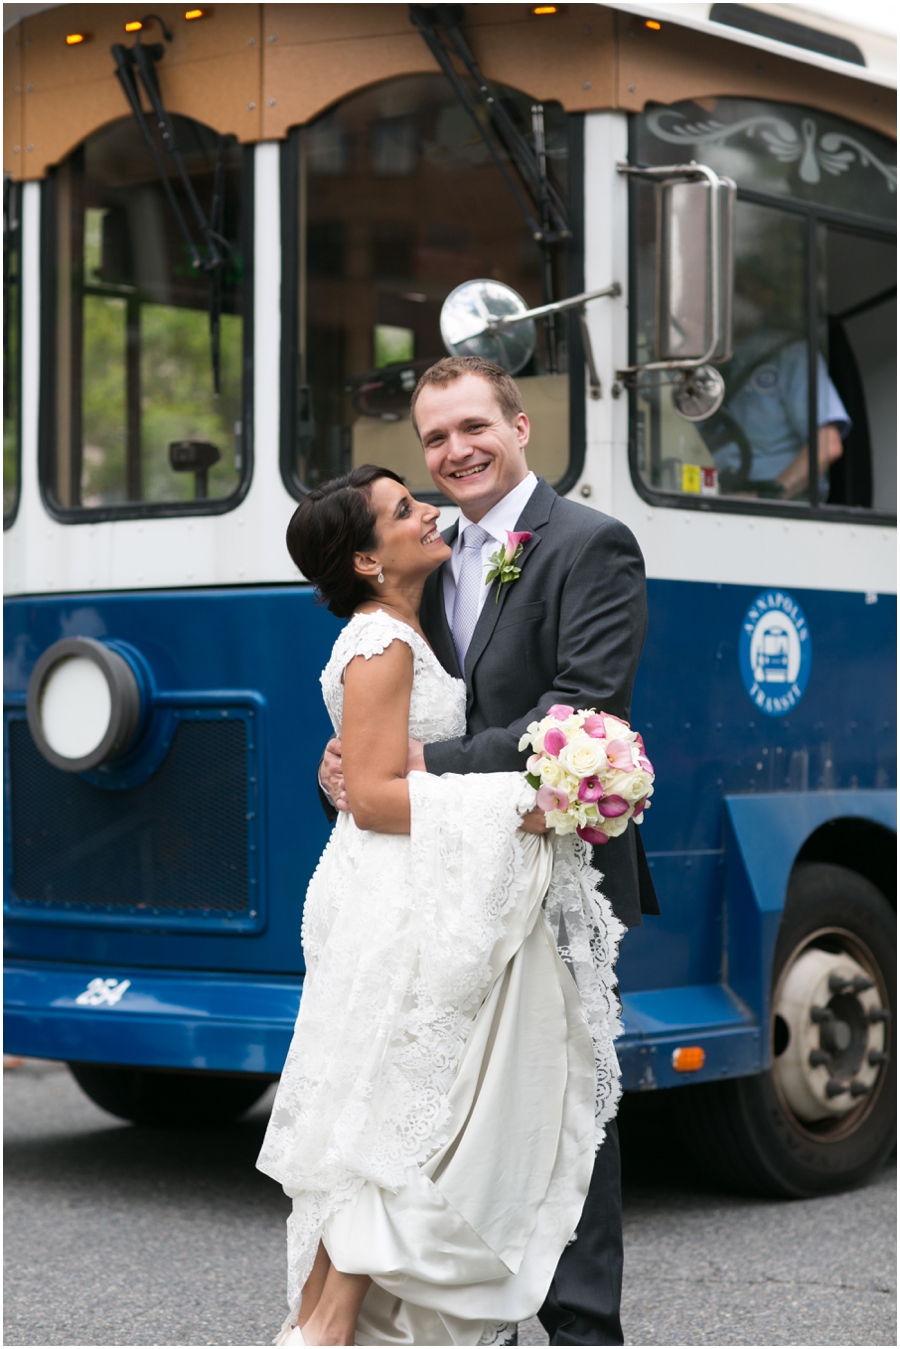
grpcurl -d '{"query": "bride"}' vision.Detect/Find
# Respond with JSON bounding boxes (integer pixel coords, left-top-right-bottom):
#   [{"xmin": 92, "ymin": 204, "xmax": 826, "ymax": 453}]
[{"xmin": 257, "ymin": 465, "xmax": 623, "ymax": 1347}]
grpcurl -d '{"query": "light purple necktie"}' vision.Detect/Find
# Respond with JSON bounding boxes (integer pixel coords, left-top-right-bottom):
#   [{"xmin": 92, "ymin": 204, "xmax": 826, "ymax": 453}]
[{"xmin": 451, "ymin": 523, "xmax": 491, "ymax": 671}]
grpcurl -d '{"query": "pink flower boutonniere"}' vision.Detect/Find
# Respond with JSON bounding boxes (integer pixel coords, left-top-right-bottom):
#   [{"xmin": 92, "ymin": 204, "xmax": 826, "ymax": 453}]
[{"xmin": 486, "ymin": 531, "xmax": 533, "ymax": 603}]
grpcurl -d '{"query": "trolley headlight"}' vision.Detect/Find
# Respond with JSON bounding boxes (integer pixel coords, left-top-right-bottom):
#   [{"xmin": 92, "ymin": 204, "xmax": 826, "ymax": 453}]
[{"xmin": 27, "ymin": 638, "xmax": 144, "ymax": 772}]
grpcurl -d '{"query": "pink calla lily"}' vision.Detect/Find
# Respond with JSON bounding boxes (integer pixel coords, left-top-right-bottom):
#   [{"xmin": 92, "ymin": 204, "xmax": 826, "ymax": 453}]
[
  {"xmin": 577, "ymin": 824, "xmax": 608, "ymax": 845},
  {"xmin": 633, "ymin": 797, "xmax": 648, "ymax": 816},
  {"xmin": 537, "ymin": 784, "xmax": 569, "ymax": 813},
  {"xmin": 597, "ymin": 794, "xmax": 630, "ymax": 818},
  {"xmin": 504, "ymin": 530, "xmax": 533, "ymax": 562},
  {"xmin": 605, "ymin": 739, "xmax": 634, "ymax": 771},
  {"xmin": 543, "ymin": 727, "xmax": 567, "ymax": 758},
  {"xmin": 578, "ymin": 776, "xmax": 604, "ymax": 803},
  {"xmin": 637, "ymin": 754, "xmax": 655, "ymax": 775},
  {"xmin": 582, "ymin": 714, "xmax": 606, "ymax": 739},
  {"xmin": 526, "ymin": 753, "xmax": 546, "ymax": 774},
  {"xmin": 546, "ymin": 704, "xmax": 575, "ymax": 720}
]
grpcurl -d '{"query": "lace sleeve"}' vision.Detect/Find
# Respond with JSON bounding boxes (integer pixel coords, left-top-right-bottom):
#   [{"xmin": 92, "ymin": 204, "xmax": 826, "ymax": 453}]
[{"xmin": 320, "ymin": 612, "xmax": 418, "ymax": 733}]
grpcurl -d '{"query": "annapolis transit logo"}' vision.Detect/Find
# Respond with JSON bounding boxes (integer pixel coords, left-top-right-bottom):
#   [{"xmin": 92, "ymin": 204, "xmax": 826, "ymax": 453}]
[{"xmin": 739, "ymin": 591, "xmax": 812, "ymax": 716}]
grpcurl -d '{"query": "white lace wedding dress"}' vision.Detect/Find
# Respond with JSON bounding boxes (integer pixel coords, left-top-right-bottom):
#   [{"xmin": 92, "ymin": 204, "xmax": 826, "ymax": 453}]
[{"xmin": 257, "ymin": 610, "xmax": 624, "ymax": 1347}]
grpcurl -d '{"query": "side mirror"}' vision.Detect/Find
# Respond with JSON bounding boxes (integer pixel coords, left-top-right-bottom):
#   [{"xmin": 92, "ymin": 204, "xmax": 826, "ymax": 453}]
[
  {"xmin": 657, "ymin": 172, "xmax": 735, "ymax": 364},
  {"xmin": 618, "ymin": 162, "xmax": 735, "ymax": 417},
  {"xmin": 439, "ymin": 278, "xmax": 621, "ymax": 398}
]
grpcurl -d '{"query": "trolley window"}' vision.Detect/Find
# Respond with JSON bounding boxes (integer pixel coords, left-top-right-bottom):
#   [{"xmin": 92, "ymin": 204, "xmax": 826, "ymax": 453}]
[
  {"xmin": 4, "ymin": 179, "xmax": 21, "ymax": 528},
  {"xmin": 629, "ymin": 98, "xmax": 896, "ymax": 519},
  {"xmin": 281, "ymin": 75, "xmax": 581, "ymax": 498},
  {"xmin": 40, "ymin": 116, "xmax": 251, "ymax": 519}
]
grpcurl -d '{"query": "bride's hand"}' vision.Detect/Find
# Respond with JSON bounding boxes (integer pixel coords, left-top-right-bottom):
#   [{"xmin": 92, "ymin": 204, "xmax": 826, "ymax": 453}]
[
  {"xmin": 320, "ymin": 738, "xmax": 350, "ymax": 813},
  {"xmin": 519, "ymin": 807, "xmax": 550, "ymax": 835}
]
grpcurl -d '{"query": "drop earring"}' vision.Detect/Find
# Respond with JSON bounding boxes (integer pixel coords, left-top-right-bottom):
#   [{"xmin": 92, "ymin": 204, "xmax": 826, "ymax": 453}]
[{"xmin": 377, "ymin": 571, "xmax": 385, "ymax": 585}]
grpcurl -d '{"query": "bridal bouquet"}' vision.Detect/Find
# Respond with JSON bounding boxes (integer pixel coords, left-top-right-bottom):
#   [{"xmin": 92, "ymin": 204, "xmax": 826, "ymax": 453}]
[{"xmin": 519, "ymin": 706, "xmax": 654, "ymax": 845}]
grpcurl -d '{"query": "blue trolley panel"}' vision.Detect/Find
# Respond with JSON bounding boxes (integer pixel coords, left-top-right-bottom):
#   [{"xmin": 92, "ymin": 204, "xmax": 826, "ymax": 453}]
[{"xmin": 3, "ymin": 578, "xmax": 895, "ymax": 1085}]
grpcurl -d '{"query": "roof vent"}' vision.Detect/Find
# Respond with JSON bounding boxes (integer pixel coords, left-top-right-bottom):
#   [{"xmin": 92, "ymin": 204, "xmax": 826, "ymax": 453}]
[{"xmin": 709, "ymin": 4, "xmax": 866, "ymax": 66}]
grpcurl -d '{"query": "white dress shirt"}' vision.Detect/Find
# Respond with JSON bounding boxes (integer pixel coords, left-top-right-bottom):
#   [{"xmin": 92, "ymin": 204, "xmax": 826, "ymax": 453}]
[{"xmin": 443, "ymin": 471, "xmax": 538, "ymax": 627}]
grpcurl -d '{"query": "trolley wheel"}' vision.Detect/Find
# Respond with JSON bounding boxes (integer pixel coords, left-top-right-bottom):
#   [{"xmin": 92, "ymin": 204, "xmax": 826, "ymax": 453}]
[
  {"xmin": 676, "ymin": 863, "xmax": 895, "ymax": 1196},
  {"xmin": 67, "ymin": 1063, "xmax": 272, "ymax": 1128}
]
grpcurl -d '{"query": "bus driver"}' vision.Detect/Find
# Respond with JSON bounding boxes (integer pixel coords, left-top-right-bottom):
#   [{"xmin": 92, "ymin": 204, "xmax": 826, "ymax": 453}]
[{"xmin": 700, "ymin": 330, "xmax": 851, "ymax": 501}]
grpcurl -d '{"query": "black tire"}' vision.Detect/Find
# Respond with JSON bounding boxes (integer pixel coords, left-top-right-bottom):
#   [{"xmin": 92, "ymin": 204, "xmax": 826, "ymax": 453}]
[
  {"xmin": 675, "ymin": 862, "xmax": 895, "ymax": 1197},
  {"xmin": 68, "ymin": 1063, "xmax": 272, "ymax": 1127}
]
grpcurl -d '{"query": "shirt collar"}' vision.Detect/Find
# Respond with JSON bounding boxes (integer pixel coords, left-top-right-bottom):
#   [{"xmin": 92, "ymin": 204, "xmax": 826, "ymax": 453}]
[{"xmin": 456, "ymin": 471, "xmax": 538, "ymax": 548}]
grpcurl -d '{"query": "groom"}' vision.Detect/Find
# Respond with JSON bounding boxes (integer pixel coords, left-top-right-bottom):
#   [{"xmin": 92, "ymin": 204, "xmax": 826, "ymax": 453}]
[{"xmin": 319, "ymin": 354, "xmax": 658, "ymax": 1346}]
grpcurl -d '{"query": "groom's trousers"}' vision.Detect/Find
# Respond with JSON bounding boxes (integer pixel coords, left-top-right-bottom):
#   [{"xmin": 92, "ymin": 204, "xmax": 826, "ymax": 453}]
[{"xmin": 537, "ymin": 1118, "xmax": 624, "ymax": 1346}]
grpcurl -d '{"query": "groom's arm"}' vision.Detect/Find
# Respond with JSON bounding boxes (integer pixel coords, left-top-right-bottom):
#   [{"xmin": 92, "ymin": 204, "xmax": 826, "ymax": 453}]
[{"xmin": 423, "ymin": 518, "xmax": 647, "ymax": 776}]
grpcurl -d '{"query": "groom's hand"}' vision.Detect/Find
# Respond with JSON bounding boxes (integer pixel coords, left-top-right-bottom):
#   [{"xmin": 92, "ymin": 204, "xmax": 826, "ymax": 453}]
[
  {"xmin": 405, "ymin": 739, "xmax": 427, "ymax": 775},
  {"xmin": 319, "ymin": 737, "xmax": 350, "ymax": 813}
]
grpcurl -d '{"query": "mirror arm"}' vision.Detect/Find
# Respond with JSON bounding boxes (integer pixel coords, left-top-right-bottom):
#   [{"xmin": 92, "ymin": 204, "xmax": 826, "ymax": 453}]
[
  {"xmin": 617, "ymin": 161, "xmax": 717, "ymax": 181},
  {"xmin": 578, "ymin": 308, "xmax": 603, "ymax": 401},
  {"xmin": 478, "ymin": 284, "xmax": 620, "ymax": 401},
  {"xmin": 484, "ymin": 283, "xmax": 621, "ymax": 330}
]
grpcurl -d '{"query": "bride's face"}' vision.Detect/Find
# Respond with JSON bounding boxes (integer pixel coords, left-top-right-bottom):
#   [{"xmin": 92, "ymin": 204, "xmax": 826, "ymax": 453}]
[{"xmin": 359, "ymin": 478, "xmax": 450, "ymax": 585}]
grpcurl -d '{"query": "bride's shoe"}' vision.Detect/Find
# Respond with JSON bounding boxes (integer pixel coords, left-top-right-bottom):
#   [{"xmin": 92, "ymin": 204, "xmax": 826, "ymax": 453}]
[{"xmin": 274, "ymin": 1324, "xmax": 306, "ymax": 1346}]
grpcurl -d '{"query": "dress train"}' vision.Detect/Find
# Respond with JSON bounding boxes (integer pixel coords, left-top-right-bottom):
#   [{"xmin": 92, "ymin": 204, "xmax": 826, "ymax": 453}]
[{"xmin": 256, "ymin": 612, "xmax": 624, "ymax": 1346}]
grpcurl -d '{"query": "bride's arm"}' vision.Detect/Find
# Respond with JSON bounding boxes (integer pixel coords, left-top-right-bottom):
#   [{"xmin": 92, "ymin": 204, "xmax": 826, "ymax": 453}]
[{"xmin": 341, "ymin": 640, "xmax": 414, "ymax": 834}]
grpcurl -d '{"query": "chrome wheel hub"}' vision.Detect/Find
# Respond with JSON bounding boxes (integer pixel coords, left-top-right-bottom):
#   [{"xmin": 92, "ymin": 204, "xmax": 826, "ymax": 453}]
[{"xmin": 773, "ymin": 945, "xmax": 889, "ymax": 1122}]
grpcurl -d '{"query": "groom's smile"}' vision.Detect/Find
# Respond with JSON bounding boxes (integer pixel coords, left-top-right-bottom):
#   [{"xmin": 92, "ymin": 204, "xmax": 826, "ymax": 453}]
[
  {"xmin": 449, "ymin": 463, "xmax": 489, "ymax": 479},
  {"xmin": 416, "ymin": 372, "xmax": 531, "ymax": 522}
]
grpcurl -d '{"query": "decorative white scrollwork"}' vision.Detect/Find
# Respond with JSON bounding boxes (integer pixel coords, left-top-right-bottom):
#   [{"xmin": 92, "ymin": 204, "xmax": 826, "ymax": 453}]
[
  {"xmin": 646, "ymin": 108, "xmax": 897, "ymax": 192},
  {"xmin": 74, "ymin": 977, "xmax": 131, "ymax": 1007}
]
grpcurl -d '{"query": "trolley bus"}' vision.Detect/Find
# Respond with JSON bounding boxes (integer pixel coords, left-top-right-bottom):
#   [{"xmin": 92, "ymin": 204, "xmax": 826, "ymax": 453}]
[{"xmin": 4, "ymin": 1, "xmax": 896, "ymax": 1197}]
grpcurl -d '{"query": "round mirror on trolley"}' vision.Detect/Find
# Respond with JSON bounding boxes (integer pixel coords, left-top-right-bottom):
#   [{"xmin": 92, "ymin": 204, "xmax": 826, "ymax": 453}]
[
  {"xmin": 670, "ymin": 364, "xmax": 726, "ymax": 421},
  {"xmin": 440, "ymin": 279, "xmax": 536, "ymax": 375},
  {"xmin": 27, "ymin": 638, "xmax": 144, "ymax": 773}
]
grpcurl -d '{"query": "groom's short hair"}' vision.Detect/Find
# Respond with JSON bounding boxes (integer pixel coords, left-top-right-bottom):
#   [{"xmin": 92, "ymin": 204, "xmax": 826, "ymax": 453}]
[{"xmin": 410, "ymin": 356, "xmax": 523, "ymax": 437}]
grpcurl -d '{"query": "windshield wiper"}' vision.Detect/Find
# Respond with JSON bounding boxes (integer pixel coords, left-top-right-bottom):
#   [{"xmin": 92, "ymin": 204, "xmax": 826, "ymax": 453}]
[
  {"xmin": 111, "ymin": 15, "xmax": 229, "ymax": 391},
  {"xmin": 409, "ymin": 4, "xmax": 570, "ymax": 367},
  {"xmin": 409, "ymin": 4, "xmax": 570, "ymax": 246}
]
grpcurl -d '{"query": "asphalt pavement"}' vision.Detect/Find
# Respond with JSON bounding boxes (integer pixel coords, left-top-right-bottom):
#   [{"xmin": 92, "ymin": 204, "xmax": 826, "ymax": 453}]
[{"xmin": 4, "ymin": 1059, "xmax": 895, "ymax": 1347}]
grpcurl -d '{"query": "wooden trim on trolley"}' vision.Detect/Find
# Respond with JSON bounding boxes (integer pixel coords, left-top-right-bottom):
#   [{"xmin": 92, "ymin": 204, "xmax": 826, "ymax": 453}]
[{"xmin": 4, "ymin": 2, "xmax": 896, "ymax": 182}]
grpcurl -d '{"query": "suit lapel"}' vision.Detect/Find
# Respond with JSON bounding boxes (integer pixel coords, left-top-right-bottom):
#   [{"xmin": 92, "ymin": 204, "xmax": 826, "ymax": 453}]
[{"xmin": 463, "ymin": 479, "xmax": 556, "ymax": 694}]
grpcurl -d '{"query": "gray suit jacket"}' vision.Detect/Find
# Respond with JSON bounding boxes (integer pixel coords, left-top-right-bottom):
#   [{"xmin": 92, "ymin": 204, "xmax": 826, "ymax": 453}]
[{"xmin": 420, "ymin": 477, "xmax": 658, "ymax": 929}]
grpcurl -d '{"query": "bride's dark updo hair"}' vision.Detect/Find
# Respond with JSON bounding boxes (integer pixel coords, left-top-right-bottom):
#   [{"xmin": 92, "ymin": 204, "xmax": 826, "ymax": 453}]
[{"xmin": 286, "ymin": 465, "xmax": 406, "ymax": 618}]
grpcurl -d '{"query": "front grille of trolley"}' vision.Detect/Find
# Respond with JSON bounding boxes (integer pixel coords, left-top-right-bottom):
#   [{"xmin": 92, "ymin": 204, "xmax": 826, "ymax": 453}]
[{"xmin": 6, "ymin": 714, "xmax": 254, "ymax": 917}]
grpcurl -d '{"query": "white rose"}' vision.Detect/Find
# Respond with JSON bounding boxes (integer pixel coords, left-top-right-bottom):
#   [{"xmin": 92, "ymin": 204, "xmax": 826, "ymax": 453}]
[
  {"xmin": 539, "ymin": 758, "xmax": 579, "ymax": 798},
  {"xmin": 545, "ymin": 809, "xmax": 578, "ymax": 834},
  {"xmin": 601, "ymin": 812, "xmax": 630, "ymax": 838},
  {"xmin": 602, "ymin": 715, "xmax": 634, "ymax": 742},
  {"xmin": 560, "ymin": 713, "xmax": 587, "ymax": 737},
  {"xmin": 558, "ymin": 736, "xmax": 607, "ymax": 779},
  {"xmin": 613, "ymin": 768, "xmax": 654, "ymax": 804},
  {"xmin": 599, "ymin": 763, "xmax": 641, "ymax": 793}
]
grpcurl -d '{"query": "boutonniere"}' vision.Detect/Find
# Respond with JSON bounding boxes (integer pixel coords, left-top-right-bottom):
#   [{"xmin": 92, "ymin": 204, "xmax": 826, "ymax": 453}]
[{"xmin": 485, "ymin": 531, "xmax": 533, "ymax": 603}]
